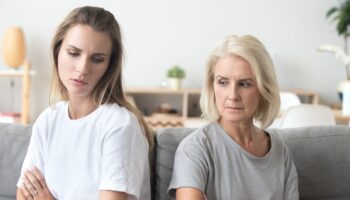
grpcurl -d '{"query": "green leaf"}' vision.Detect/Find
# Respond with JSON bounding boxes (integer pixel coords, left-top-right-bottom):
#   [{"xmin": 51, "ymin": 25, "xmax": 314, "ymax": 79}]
[
  {"xmin": 167, "ymin": 65, "xmax": 185, "ymax": 79},
  {"xmin": 326, "ymin": 7, "xmax": 338, "ymax": 18},
  {"xmin": 327, "ymin": 0, "xmax": 350, "ymax": 36}
]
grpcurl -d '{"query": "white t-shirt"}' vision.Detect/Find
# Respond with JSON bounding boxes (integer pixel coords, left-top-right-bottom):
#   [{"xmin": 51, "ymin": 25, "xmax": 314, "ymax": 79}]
[{"xmin": 17, "ymin": 102, "xmax": 150, "ymax": 200}]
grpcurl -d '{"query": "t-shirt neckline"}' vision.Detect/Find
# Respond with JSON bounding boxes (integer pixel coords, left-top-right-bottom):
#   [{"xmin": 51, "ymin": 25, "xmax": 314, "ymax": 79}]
[
  {"xmin": 64, "ymin": 102, "xmax": 104, "ymax": 124},
  {"xmin": 213, "ymin": 122, "xmax": 274, "ymax": 160}
]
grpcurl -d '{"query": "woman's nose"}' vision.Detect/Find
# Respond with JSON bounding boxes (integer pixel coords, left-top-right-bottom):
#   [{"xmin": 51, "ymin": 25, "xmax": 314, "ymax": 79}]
[
  {"xmin": 76, "ymin": 57, "xmax": 89, "ymax": 74},
  {"xmin": 228, "ymin": 85, "xmax": 240, "ymax": 101}
]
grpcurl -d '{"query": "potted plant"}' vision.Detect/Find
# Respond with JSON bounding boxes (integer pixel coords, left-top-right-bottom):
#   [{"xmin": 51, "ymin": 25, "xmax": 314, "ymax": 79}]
[
  {"xmin": 325, "ymin": 0, "xmax": 350, "ymax": 80},
  {"xmin": 167, "ymin": 65, "xmax": 185, "ymax": 90},
  {"xmin": 319, "ymin": 0, "xmax": 350, "ymax": 103},
  {"xmin": 326, "ymin": 0, "xmax": 350, "ymax": 53}
]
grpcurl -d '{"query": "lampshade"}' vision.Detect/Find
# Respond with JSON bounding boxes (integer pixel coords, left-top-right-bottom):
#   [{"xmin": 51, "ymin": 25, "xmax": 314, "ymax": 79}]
[{"xmin": 2, "ymin": 27, "xmax": 26, "ymax": 69}]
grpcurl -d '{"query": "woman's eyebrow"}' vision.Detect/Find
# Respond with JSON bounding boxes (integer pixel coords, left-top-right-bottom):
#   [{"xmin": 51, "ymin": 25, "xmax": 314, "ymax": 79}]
[
  {"xmin": 67, "ymin": 45, "xmax": 81, "ymax": 51},
  {"xmin": 239, "ymin": 78, "xmax": 254, "ymax": 81},
  {"xmin": 215, "ymin": 75, "xmax": 228, "ymax": 79},
  {"xmin": 67, "ymin": 45, "xmax": 109, "ymax": 56}
]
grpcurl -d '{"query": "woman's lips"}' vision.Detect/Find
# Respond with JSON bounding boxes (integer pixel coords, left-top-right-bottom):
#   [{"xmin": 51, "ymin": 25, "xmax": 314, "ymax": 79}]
[
  {"xmin": 225, "ymin": 106, "xmax": 243, "ymax": 110},
  {"xmin": 71, "ymin": 79, "xmax": 87, "ymax": 86}
]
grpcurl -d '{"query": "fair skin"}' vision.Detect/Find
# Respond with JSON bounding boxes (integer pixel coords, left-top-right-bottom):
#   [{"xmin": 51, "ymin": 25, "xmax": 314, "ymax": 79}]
[
  {"xmin": 17, "ymin": 24, "xmax": 127, "ymax": 200},
  {"xmin": 176, "ymin": 54, "xmax": 270, "ymax": 199}
]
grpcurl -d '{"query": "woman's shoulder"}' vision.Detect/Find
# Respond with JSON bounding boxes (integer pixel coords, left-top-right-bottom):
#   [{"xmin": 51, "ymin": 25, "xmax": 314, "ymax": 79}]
[
  {"xmin": 97, "ymin": 104, "xmax": 146, "ymax": 144},
  {"xmin": 177, "ymin": 122, "xmax": 219, "ymax": 151},
  {"xmin": 31, "ymin": 102, "xmax": 68, "ymax": 137},
  {"xmin": 99, "ymin": 103, "xmax": 138, "ymax": 126},
  {"xmin": 35, "ymin": 102, "xmax": 67, "ymax": 122},
  {"xmin": 266, "ymin": 130, "xmax": 285, "ymax": 146},
  {"xmin": 265, "ymin": 129, "xmax": 291, "ymax": 155}
]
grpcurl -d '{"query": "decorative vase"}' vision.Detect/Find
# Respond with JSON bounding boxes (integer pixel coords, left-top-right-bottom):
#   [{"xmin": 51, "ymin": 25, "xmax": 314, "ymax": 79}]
[
  {"xmin": 337, "ymin": 79, "xmax": 350, "ymax": 101},
  {"xmin": 2, "ymin": 27, "xmax": 26, "ymax": 68},
  {"xmin": 168, "ymin": 78, "xmax": 182, "ymax": 90},
  {"xmin": 342, "ymin": 80, "xmax": 350, "ymax": 115}
]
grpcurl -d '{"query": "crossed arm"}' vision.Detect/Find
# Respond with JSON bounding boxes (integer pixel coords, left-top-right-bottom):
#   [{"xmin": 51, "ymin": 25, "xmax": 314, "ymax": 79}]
[
  {"xmin": 17, "ymin": 189, "xmax": 127, "ymax": 200},
  {"xmin": 16, "ymin": 167, "xmax": 127, "ymax": 200}
]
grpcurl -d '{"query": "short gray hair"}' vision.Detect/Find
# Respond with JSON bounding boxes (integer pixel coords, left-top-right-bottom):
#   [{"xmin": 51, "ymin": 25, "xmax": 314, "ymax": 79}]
[{"xmin": 200, "ymin": 35, "xmax": 280, "ymax": 129}]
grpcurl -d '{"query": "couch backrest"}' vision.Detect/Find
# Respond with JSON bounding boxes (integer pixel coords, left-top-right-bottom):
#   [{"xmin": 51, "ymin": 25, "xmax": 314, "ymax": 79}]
[
  {"xmin": 0, "ymin": 123, "xmax": 32, "ymax": 200},
  {"xmin": 151, "ymin": 128, "xmax": 195, "ymax": 200},
  {"xmin": 269, "ymin": 126, "xmax": 350, "ymax": 199},
  {"xmin": 152, "ymin": 126, "xmax": 350, "ymax": 200}
]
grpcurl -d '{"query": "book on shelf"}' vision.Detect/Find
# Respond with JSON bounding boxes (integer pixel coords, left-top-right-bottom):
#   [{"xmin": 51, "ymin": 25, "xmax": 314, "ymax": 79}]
[{"xmin": 0, "ymin": 112, "xmax": 21, "ymax": 124}]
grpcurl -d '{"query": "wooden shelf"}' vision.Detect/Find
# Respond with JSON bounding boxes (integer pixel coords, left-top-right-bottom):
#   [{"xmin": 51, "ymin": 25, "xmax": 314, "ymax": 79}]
[
  {"xmin": 126, "ymin": 88, "xmax": 202, "ymax": 129},
  {"xmin": 145, "ymin": 114, "xmax": 183, "ymax": 129},
  {"xmin": 332, "ymin": 109, "xmax": 350, "ymax": 125},
  {"xmin": 0, "ymin": 69, "xmax": 36, "ymax": 76},
  {"xmin": 0, "ymin": 62, "xmax": 34, "ymax": 124},
  {"xmin": 127, "ymin": 87, "xmax": 200, "ymax": 94}
]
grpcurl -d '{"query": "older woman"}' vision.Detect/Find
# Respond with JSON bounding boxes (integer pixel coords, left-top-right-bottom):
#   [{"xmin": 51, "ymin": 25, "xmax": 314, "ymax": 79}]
[{"xmin": 168, "ymin": 35, "xmax": 299, "ymax": 200}]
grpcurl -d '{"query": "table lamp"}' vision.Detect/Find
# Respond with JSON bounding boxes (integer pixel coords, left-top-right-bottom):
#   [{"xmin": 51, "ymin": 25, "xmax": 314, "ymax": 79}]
[{"xmin": 2, "ymin": 26, "xmax": 26, "ymax": 69}]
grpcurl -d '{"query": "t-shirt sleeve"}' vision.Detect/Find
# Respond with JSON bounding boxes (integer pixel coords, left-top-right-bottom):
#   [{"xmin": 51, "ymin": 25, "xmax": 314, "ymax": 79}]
[
  {"xmin": 17, "ymin": 112, "xmax": 47, "ymax": 188},
  {"xmin": 168, "ymin": 136, "xmax": 209, "ymax": 198},
  {"xmin": 99, "ymin": 122, "xmax": 149, "ymax": 200},
  {"xmin": 283, "ymin": 145, "xmax": 299, "ymax": 200}
]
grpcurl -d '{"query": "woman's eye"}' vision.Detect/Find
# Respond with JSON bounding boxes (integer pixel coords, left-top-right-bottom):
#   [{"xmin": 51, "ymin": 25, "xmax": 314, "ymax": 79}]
[
  {"xmin": 68, "ymin": 51, "xmax": 79, "ymax": 57},
  {"xmin": 218, "ymin": 80, "xmax": 228, "ymax": 86},
  {"xmin": 239, "ymin": 81, "xmax": 251, "ymax": 87},
  {"xmin": 91, "ymin": 57, "xmax": 104, "ymax": 63}
]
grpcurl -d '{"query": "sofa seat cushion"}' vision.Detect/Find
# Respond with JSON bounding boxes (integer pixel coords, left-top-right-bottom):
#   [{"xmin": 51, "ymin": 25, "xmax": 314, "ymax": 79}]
[{"xmin": 0, "ymin": 123, "xmax": 32, "ymax": 200}]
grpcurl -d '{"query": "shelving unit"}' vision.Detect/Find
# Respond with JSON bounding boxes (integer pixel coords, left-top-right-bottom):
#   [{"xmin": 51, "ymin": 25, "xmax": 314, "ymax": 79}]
[
  {"xmin": 0, "ymin": 61, "xmax": 35, "ymax": 124},
  {"xmin": 126, "ymin": 88, "xmax": 204, "ymax": 129}
]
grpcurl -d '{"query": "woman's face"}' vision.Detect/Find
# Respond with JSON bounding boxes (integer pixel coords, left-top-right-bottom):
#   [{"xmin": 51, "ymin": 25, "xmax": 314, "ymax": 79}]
[
  {"xmin": 57, "ymin": 24, "xmax": 112, "ymax": 100},
  {"xmin": 213, "ymin": 54, "xmax": 260, "ymax": 125}
]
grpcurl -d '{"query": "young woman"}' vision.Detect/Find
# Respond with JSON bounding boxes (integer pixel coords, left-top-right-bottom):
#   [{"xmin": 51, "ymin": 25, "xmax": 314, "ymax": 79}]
[
  {"xmin": 168, "ymin": 35, "xmax": 299, "ymax": 200},
  {"xmin": 17, "ymin": 6, "xmax": 153, "ymax": 200}
]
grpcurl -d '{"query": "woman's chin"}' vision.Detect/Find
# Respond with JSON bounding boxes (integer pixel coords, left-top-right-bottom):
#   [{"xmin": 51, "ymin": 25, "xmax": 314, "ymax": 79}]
[{"xmin": 220, "ymin": 115, "xmax": 252, "ymax": 125}]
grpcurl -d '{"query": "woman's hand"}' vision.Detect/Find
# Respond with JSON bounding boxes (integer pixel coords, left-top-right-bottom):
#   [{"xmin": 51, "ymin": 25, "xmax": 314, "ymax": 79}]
[{"xmin": 19, "ymin": 167, "xmax": 54, "ymax": 200}]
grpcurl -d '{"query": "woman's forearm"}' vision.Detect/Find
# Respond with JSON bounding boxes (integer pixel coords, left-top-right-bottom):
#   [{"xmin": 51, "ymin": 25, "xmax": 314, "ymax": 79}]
[
  {"xmin": 99, "ymin": 190, "xmax": 128, "ymax": 200},
  {"xmin": 16, "ymin": 188, "xmax": 27, "ymax": 200}
]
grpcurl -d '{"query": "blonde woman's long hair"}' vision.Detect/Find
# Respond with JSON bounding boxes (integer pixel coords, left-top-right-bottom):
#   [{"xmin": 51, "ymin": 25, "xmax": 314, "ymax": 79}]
[
  {"xmin": 50, "ymin": 6, "xmax": 153, "ymax": 149},
  {"xmin": 200, "ymin": 35, "xmax": 280, "ymax": 129}
]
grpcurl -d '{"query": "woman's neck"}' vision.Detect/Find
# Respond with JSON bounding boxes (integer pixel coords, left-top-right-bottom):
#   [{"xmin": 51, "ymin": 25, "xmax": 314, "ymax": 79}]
[
  {"xmin": 68, "ymin": 97, "xmax": 98, "ymax": 120},
  {"xmin": 218, "ymin": 118, "xmax": 270, "ymax": 157},
  {"xmin": 219, "ymin": 119, "xmax": 258, "ymax": 146}
]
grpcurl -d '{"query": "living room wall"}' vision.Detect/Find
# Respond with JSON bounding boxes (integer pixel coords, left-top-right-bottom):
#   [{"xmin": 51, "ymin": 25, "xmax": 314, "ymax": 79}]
[{"xmin": 0, "ymin": 0, "xmax": 344, "ymax": 122}]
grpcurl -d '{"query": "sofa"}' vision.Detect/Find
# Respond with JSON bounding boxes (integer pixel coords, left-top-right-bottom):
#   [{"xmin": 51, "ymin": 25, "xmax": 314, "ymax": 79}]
[
  {"xmin": 0, "ymin": 123, "xmax": 32, "ymax": 200},
  {"xmin": 1, "ymin": 123, "xmax": 350, "ymax": 200}
]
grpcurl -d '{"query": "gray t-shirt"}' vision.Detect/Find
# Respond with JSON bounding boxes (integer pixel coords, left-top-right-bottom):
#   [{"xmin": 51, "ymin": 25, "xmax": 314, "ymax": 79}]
[{"xmin": 168, "ymin": 122, "xmax": 298, "ymax": 200}]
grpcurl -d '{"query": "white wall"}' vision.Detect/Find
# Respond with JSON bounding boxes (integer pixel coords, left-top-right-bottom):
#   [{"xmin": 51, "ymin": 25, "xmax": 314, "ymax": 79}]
[{"xmin": 0, "ymin": 0, "xmax": 344, "ymax": 122}]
